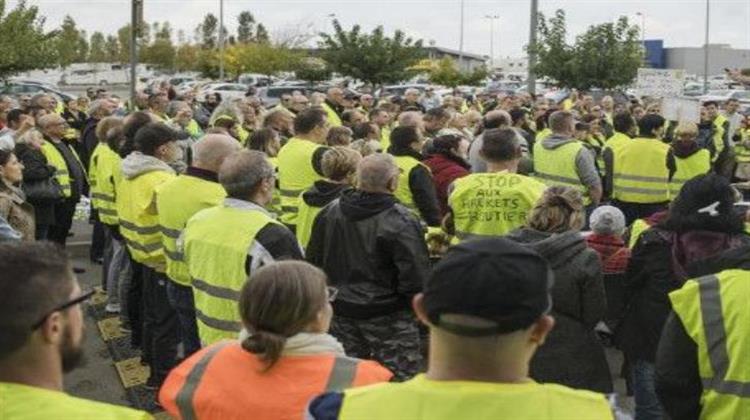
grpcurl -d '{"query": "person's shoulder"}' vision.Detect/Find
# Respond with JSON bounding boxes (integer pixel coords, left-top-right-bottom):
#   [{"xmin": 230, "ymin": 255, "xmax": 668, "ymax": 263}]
[
  {"xmin": 536, "ymin": 382, "xmax": 612, "ymax": 407},
  {"xmin": 353, "ymin": 359, "xmax": 394, "ymax": 384}
]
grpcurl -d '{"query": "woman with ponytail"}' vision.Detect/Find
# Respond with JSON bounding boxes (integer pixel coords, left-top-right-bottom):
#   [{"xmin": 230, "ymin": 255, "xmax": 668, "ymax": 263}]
[
  {"xmin": 506, "ymin": 186, "xmax": 612, "ymax": 394},
  {"xmin": 159, "ymin": 260, "xmax": 392, "ymax": 420}
]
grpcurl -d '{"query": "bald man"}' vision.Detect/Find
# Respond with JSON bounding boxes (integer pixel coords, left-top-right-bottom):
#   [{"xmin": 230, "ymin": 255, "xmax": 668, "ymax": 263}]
[
  {"xmin": 155, "ymin": 134, "xmax": 240, "ymax": 356},
  {"xmin": 322, "ymin": 88, "xmax": 345, "ymax": 127}
]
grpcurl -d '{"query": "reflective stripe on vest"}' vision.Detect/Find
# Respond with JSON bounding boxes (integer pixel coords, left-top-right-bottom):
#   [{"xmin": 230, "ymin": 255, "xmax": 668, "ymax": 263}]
[
  {"xmin": 669, "ymin": 149, "xmax": 711, "ymax": 197},
  {"xmin": 40, "ymin": 141, "xmax": 78, "ymax": 198},
  {"xmin": 277, "ymin": 138, "xmax": 325, "ymax": 226},
  {"xmin": 116, "ymin": 169, "xmax": 175, "ymax": 268},
  {"xmin": 184, "ymin": 204, "xmax": 280, "ymax": 345},
  {"xmin": 670, "ymin": 270, "xmax": 750, "ymax": 418},
  {"xmin": 94, "ymin": 145, "xmax": 122, "ymax": 225},
  {"xmin": 612, "ymin": 138, "xmax": 670, "ymax": 203},
  {"xmin": 532, "ymin": 140, "xmax": 590, "ymax": 205},
  {"xmin": 392, "ymin": 155, "xmax": 426, "ymax": 215},
  {"xmin": 321, "ymin": 102, "xmax": 343, "ymax": 127},
  {"xmin": 448, "ymin": 172, "xmax": 546, "ymax": 241},
  {"xmin": 156, "ymin": 174, "xmax": 226, "ymax": 286},
  {"xmin": 296, "ymin": 194, "xmax": 325, "ymax": 250}
]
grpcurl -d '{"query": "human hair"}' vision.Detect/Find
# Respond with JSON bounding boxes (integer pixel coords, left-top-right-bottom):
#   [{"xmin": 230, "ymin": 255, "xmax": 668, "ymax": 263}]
[
  {"xmin": 368, "ymin": 108, "xmax": 387, "ymax": 121},
  {"xmin": 480, "ymin": 128, "xmax": 521, "ymax": 162},
  {"xmin": 341, "ymin": 109, "xmax": 360, "ymax": 126},
  {"xmin": 321, "ymin": 146, "xmax": 362, "ymax": 182},
  {"xmin": 661, "ymin": 174, "xmax": 744, "ymax": 234},
  {"xmin": 262, "ymin": 110, "xmax": 289, "ymax": 129},
  {"xmin": 218, "ymin": 149, "xmax": 274, "ymax": 199},
  {"xmin": 15, "ymin": 128, "xmax": 43, "ymax": 146},
  {"xmin": 637, "ymin": 114, "xmax": 666, "ymax": 137},
  {"xmin": 350, "ymin": 139, "xmax": 380, "ymax": 156},
  {"xmin": 352, "ymin": 122, "xmax": 377, "ymax": 140},
  {"xmin": 483, "ymin": 110, "xmax": 511, "ymax": 129},
  {"xmin": 509, "ymin": 108, "xmax": 527, "ymax": 125},
  {"xmin": 0, "ymin": 149, "xmax": 12, "ymax": 167},
  {"xmin": 95, "ymin": 116, "xmax": 123, "ymax": 143},
  {"xmin": 430, "ymin": 134, "xmax": 464, "ymax": 157},
  {"xmin": 548, "ymin": 111, "xmax": 574, "ymax": 133},
  {"xmin": 166, "ymin": 100, "xmax": 188, "ymax": 118},
  {"xmin": 119, "ymin": 111, "xmax": 152, "ymax": 157},
  {"xmin": 424, "ymin": 106, "xmax": 450, "ymax": 122},
  {"xmin": 0, "ymin": 242, "xmax": 74, "ymax": 358},
  {"xmin": 193, "ymin": 134, "xmax": 239, "ymax": 170},
  {"xmin": 248, "ymin": 128, "xmax": 278, "ymax": 154},
  {"xmin": 357, "ymin": 153, "xmax": 399, "ymax": 192},
  {"xmin": 105, "ymin": 126, "xmax": 125, "ymax": 153},
  {"xmin": 326, "ymin": 126, "xmax": 353, "ymax": 146},
  {"xmin": 389, "ymin": 125, "xmax": 420, "ymax": 149},
  {"xmin": 613, "ymin": 111, "xmax": 635, "ymax": 134},
  {"xmin": 239, "ymin": 261, "xmax": 328, "ymax": 370},
  {"xmin": 88, "ymin": 99, "xmax": 109, "ymax": 116},
  {"xmin": 674, "ymin": 121, "xmax": 698, "ymax": 142},
  {"xmin": 133, "ymin": 122, "xmax": 177, "ymax": 156},
  {"xmin": 5, "ymin": 109, "xmax": 27, "ymax": 126},
  {"xmin": 702, "ymin": 100, "xmax": 718, "ymax": 108},
  {"xmin": 29, "ymin": 93, "xmax": 50, "ymax": 108},
  {"xmin": 527, "ymin": 186, "xmax": 585, "ymax": 233},
  {"xmin": 293, "ymin": 108, "xmax": 327, "ymax": 135},
  {"xmin": 397, "ymin": 111, "xmax": 422, "ymax": 128}
]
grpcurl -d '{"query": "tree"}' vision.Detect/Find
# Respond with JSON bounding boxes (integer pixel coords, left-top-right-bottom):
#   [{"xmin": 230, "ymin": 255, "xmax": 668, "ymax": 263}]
[
  {"xmin": 56, "ymin": 15, "xmax": 81, "ymax": 67},
  {"xmin": 198, "ymin": 13, "xmax": 218, "ymax": 49},
  {"xmin": 142, "ymin": 22, "xmax": 175, "ymax": 70},
  {"xmin": 424, "ymin": 58, "xmax": 489, "ymax": 88},
  {"xmin": 529, "ymin": 9, "xmax": 642, "ymax": 90},
  {"xmin": 0, "ymin": 0, "xmax": 58, "ymax": 79},
  {"xmin": 175, "ymin": 43, "xmax": 200, "ymax": 73},
  {"xmin": 295, "ymin": 56, "xmax": 331, "ymax": 85},
  {"xmin": 116, "ymin": 24, "xmax": 132, "ymax": 63},
  {"xmin": 104, "ymin": 35, "xmax": 119, "ymax": 62},
  {"xmin": 224, "ymin": 42, "xmax": 300, "ymax": 78},
  {"xmin": 237, "ymin": 11, "xmax": 255, "ymax": 43},
  {"xmin": 319, "ymin": 19, "xmax": 424, "ymax": 87},
  {"xmin": 255, "ymin": 24, "xmax": 269, "ymax": 43},
  {"xmin": 89, "ymin": 31, "xmax": 106, "ymax": 62}
]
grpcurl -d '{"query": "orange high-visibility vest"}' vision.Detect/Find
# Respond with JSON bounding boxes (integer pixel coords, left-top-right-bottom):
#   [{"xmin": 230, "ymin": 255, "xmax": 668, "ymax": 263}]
[{"xmin": 159, "ymin": 341, "xmax": 392, "ymax": 420}]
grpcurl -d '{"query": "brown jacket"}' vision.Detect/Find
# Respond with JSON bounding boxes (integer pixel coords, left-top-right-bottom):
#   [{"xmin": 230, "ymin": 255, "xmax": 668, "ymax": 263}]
[{"xmin": 0, "ymin": 181, "xmax": 35, "ymax": 240}]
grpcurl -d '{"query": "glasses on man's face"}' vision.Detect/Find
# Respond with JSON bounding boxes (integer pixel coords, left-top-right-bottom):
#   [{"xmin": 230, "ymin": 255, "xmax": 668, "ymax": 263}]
[
  {"xmin": 31, "ymin": 289, "xmax": 95, "ymax": 330},
  {"xmin": 326, "ymin": 286, "xmax": 339, "ymax": 303}
]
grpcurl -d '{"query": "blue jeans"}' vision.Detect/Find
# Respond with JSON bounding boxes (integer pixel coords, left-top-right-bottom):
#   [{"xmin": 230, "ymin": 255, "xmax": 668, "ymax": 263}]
[
  {"xmin": 631, "ymin": 359, "xmax": 664, "ymax": 420},
  {"xmin": 166, "ymin": 281, "xmax": 201, "ymax": 357}
]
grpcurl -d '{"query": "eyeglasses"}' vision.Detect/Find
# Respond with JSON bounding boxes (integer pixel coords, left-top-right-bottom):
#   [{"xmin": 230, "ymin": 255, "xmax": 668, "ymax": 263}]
[
  {"xmin": 326, "ymin": 286, "xmax": 339, "ymax": 303},
  {"xmin": 31, "ymin": 289, "xmax": 95, "ymax": 330}
]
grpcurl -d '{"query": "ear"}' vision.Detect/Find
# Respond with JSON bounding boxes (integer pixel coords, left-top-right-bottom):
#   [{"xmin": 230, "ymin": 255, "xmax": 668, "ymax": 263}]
[
  {"xmin": 39, "ymin": 312, "xmax": 65, "ymax": 345},
  {"xmin": 528, "ymin": 315, "xmax": 555, "ymax": 346}
]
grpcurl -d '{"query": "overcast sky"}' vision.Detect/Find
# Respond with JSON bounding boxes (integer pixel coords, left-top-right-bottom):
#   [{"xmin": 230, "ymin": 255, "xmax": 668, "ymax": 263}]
[{"xmin": 10, "ymin": 0, "xmax": 750, "ymax": 58}]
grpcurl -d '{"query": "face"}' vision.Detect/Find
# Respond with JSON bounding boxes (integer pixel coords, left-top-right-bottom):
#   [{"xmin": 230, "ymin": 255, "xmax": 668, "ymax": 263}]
[
  {"xmin": 1, "ymin": 153, "xmax": 24, "ymax": 184},
  {"xmin": 206, "ymin": 94, "xmax": 218, "ymax": 106},
  {"xmin": 45, "ymin": 117, "xmax": 68, "ymax": 138},
  {"xmin": 291, "ymin": 97, "xmax": 310, "ymax": 112},
  {"xmin": 350, "ymin": 111, "xmax": 365, "ymax": 126},
  {"xmin": 405, "ymin": 91, "xmax": 419, "ymax": 103},
  {"xmin": 361, "ymin": 95, "xmax": 374, "ymax": 107},
  {"xmin": 632, "ymin": 106, "xmax": 645, "ymax": 120},
  {"xmin": 455, "ymin": 138, "xmax": 470, "ymax": 159},
  {"xmin": 706, "ymin": 104, "xmax": 719, "ymax": 119},
  {"xmin": 647, "ymin": 105, "xmax": 661, "ymax": 115},
  {"xmin": 281, "ymin": 94, "xmax": 292, "ymax": 108},
  {"xmin": 19, "ymin": 96, "xmax": 31, "ymax": 108},
  {"xmin": 157, "ymin": 141, "xmax": 182, "ymax": 163},
  {"xmin": 726, "ymin": 100, "xmax": 739, "ymax": 113}
]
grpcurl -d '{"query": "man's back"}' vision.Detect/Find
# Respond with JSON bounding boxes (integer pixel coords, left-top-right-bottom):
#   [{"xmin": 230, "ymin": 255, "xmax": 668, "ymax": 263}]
[
  {"xmin": 307, "ymin": 374, "xmax": 613, "ymax": 420},
  {"xmin": 306, "ymin": 189, "xmax": 429, "ymax": 318}
]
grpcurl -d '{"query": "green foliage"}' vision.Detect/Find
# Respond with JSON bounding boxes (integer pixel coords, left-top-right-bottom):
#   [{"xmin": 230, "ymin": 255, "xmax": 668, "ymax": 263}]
[
  {"xmin": 319, "ymin": 19, "xmax": 425, "ymax": 86},
  {"xmin": 426, "ymin": 57, "xmax": 488, "ymax": 87},
  {"xmin": 56, "ymin": 15, "xmax": 81, "ymax": 67},
  {"xmin": 0, "ymin": 0, "xmax": 58, "ymax": 79},
  {"xmin": 237, "ymin": 11, "xmax": 255, "ymax": 43},
  {"xmin": 295, "ymin": 57, "xmax": 332, "ymax": 85},
  {"xmin": 89, "ymin": 32, "xmax": 107, "ymax": 62},
  {"xmin": 104, "ymin": 35, "xmax": 119, "ymax": 62},
  {"xmin": 528, "ymin": 9, "xmax": 642, "ymax": 90},
  {"xmin": 198, "ymin": 13, "xmax": 218, "ymax": 49},
  {"xmin": 224, "ymin": 42, "xmax": 301, "ymax": 78},
  {"xmin": 255, "ymin": 24, "xmax": 269, "ymax": 43},
  {"xmin": 175, "ymin": 44, "xmax": 200, "ymax": 73}
]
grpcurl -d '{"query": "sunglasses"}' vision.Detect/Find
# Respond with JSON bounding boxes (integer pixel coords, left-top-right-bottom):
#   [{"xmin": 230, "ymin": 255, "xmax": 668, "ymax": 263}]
[{"xmin": 31, "ymin": 289, "xmax": 95, "ymax": 330}]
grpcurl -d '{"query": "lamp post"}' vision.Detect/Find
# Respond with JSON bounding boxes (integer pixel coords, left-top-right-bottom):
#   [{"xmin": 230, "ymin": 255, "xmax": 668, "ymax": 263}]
[
  {"xmin": 703, "ymin": 0, "xmax": 711, "ymax": 93},
  {"xmin": 635, "ymin": 12, "xmax": 645, "ymax": 45},
  {"xmin": 528, "ymin": 0, "xmax": 538, "ymax": 95},
  {"xmin": 484, "ymin": 15, "xmax": 500, "ymax": 69},
  {"xmin": 458, "ymin": 0, "xmax": 465, "ymax": 71},
  {"xmin": 219, "ymin": 0, "xmax": 225, "ymax": 80}
]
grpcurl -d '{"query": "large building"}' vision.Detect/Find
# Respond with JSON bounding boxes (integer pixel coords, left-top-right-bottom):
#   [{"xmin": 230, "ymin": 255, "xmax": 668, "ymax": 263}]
[
  {"xmin": 425, "ymin": 46, "xmax": 488, "ymax": 72},
  {"xmin": 646, "ymin": 40, "xmax": 750, "ymax": 76}
]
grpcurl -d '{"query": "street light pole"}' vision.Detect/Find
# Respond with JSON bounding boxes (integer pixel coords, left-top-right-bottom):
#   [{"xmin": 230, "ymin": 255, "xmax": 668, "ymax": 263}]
[
  {"xmin": 458, "ymin": 0, "xmax": 465, "ymax": 71},
  {"xmin": 484, "ymin": 15, "xmax": 499, "ymax": 69},
  {"xmin": 528, "ymin": 0, "xmax": 539, "ymax": 95},
  {"xmin": 130, "ymin": 0, "xmax": 141, "ymax": 110},
  {"xmin": 703, "ymin": 0, "xmax": 710, "ymax": 93},
  {"xmin": 219, "ymin": 0, "xmax": 225, "ymax": 80},
  {"xmin": 636, "ymin": 12, "xmax": 645, "ymax": 45}
]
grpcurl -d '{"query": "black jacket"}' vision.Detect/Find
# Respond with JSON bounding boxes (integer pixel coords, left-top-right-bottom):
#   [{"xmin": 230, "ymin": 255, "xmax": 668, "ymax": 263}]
[
  {"xmin": 655, "ymin": 245, "xmax": 750, "ymax": 420},
  {"xmin": 301, "ymin": 180, "xmax": 349, "ymax": 208},
  {"xmin": 80, "ymin": 117, "xmax": 99, "ymax": 170},
  {"xmin": 306, "ymin": 189, "xmax": 430, "ymax": 319},
  {"xmin": 14, "ymin": 143, "xmax": 56, "ymax": 226},
  {"xmin": 617, "ymin": 228, "xmax": 750, "ymax": 363}
]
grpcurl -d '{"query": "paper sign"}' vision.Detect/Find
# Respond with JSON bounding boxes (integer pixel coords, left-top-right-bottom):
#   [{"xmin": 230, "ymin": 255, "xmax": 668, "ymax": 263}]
[
  {"xmin": 661, "ymin": 98, "xmax": 701, "ymax": 122},
  {"xmin": 636, "ymin": 68, "xmax": 686, "ymax": 98}
]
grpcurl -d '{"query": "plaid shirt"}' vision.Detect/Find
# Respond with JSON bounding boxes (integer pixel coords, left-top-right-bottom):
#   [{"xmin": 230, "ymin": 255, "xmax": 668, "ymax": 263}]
[{"xmin": 585, "ymin": 234, "xmax": 631, "ymax": 274}]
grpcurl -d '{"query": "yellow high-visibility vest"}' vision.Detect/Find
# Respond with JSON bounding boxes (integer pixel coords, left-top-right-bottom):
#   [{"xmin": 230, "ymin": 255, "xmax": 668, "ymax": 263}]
[
  {"xmin": 612, "ymin": 138, "xmax": 670, "ymax": 203},
  {"xmin": 321, "ymin": 102, "xmax": 342, "ymax": 127},
  {"xmin": 338, "ymin": 374, "xmax": 613, "ymax": 420},
  {"xmin": 669, "ymin": 149, "xmax": 711, "ymax": 197},
  {"xmin": 669, "ymin": 269, "xmax": 750, "ymax": 420},
  {"xmin": 448, "ymin": 171, "xmax": 546, "ymax": 241},
  {"xmin": 277, "ymin": 138, "xmax": 325, "ymax": 226},
  {"xmin": 40, "ymin": 140, "xmax": 84, "ymax": 198},
  {"xmin": 535, "ymin": 128, "xmax": 552, "ymax": 143},
  {"xmin": 89, "ymin": 143, "xmax": 121, "ymax": 225},
  {"xmin": 183, "ymin": 203, "xmax": 280, "ymax": 346},
  {"xmin": 392, "ymin": 155, "xmax": 428, "ymax": 216},
  {"xmin": 117, "ymin": 166, "xmax": 175, "ymax": 270},
  {"xmin": 532, "ymin": 140, "xmax": 591, "ymax": 205},
  {"xmin": 380, "ymin": 126, "xmax": 392, "ymax": 151},
  {"xmin": 0, "ymin": 382, "xmax": 151, "ymax": 420},
  {"xmin": 711, "ymin": 114, "xmax": 728, "ymax": 163},
  {"xmin": 155, "ymin": 174, "xmax": 226, "ymax": 286}
]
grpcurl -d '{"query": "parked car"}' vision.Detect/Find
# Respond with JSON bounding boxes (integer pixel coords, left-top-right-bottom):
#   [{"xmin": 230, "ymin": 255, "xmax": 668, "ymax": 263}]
[
  {"xmin": 198, "ymin": 82, "xmax": 249, "ymax": 102},
  {"xmin": 238, "ymin": 73, "xmax": 274, "ymax": 87},
  {"xmin": 374, "ymin": 83, "xmax": 431, "ymax": 98},
  {"xmin": 698, "ymin": 89, "xmax": 750, "ymax": 107},
  {"xmin": 257, "ymin": 85, "xmax": 310, "ymax": 107},
  {"xmin": 0, "ymin": 82, "xmax": 75, "ymax": 103}
]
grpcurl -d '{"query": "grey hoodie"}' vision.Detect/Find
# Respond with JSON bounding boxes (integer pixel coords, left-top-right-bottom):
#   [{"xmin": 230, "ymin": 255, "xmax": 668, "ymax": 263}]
[
  {"xmin": 121, "ymin": 152, "xmax": 176, "ymax": 180},
  {"xmin": 540, "ymin": 134, "xmax": 601, "ymax": 191}
]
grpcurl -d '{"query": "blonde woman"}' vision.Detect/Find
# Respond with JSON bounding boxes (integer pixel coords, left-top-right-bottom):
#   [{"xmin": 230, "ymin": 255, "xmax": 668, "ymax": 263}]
[{"xmin": 507, "ymin": 186, "xmax": 611, "ymax": 394}]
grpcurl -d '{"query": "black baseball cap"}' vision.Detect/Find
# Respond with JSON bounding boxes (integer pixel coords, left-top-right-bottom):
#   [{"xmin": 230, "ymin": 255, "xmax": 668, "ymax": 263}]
[{"xmin": 424, "ymin": 238, "xmax": 554, "ymax": 337}]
